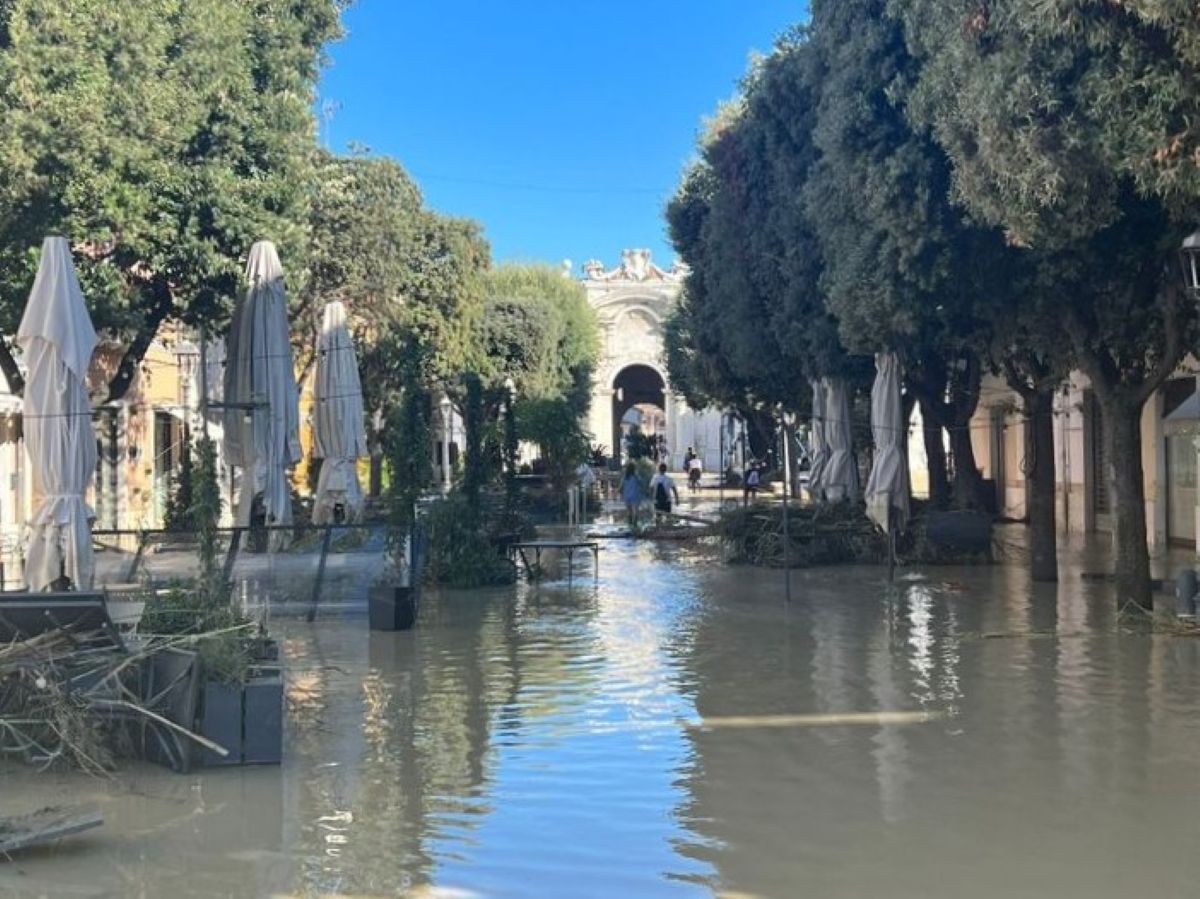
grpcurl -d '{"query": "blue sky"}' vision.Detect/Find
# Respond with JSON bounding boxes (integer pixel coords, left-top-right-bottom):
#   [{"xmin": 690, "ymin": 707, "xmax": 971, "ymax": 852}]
[{"xmin": 319, "ymin": 2, "xmax": 805, "ymax": 270}]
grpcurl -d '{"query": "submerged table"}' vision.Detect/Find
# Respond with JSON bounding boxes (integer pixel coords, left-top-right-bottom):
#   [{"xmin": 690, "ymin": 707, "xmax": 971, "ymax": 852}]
[{"xmin": 507, "ymin": 540, "xmax": 600, "ymax": 583}]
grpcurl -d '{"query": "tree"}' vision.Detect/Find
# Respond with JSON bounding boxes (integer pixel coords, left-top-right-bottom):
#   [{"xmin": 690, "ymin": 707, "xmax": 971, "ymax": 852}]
[
  {"xmin": 480, "ymin": 264, "xmax": 598, "ymax": 415},
  {"xmin": 0, "ymin": 0, "xmax": 345, "ymax": 399},
  {"xmin": 305, "ymin": 151, "xmax": 492, "ymax": 463},
  {"xmin": 666, "ymin": 35, "xmax": 864, "ymax": 439},
  {"xmin": 805, "ymin": 0, "xmax": 1013, "ymax": 512},
  {"xmin": 515, "ymin": 397, "xmax": 591, "ymax": 491},
  {"xmin": 895, "ymin": 0, "xmax": 1200, "ymax": 606}
]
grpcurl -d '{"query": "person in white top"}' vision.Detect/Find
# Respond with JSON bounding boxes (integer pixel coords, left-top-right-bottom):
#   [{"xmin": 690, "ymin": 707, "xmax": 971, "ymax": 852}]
[{"xmin": 649, "ymin": 463, "xmax": 680, "ymax": 526}]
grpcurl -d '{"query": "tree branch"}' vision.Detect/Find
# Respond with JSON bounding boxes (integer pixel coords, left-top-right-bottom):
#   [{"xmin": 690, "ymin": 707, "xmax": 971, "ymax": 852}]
[
  {"xmin": 0, "ymin": 336, "xmax": 24, "ymax": 395},
  {"xmin": 1062, "ymin": 304, "xmax": 1118, "ymax": 401},
  {"xmin": 1135, "ymin": 276, "xmax": 1189, "ymax": 407},
  {"xmin": 105, "ymin": 275, "xmax": 174, "ymax": 403}
]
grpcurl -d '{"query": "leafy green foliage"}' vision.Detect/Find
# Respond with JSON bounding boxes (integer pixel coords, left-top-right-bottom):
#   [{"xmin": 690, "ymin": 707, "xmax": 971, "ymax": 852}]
[
  {"xmin": 625, "ymin": 426, "xmax": 654, "ymax": 462},
  {"xmin": 0, "ymin": 0, "xmax": 344, "ymax": 398},
  {"xmin": 665, "ymin": 32, "xmax": 866, "ymax": 416},
  {"xmin": 514, "ymin": 396, "xmax": 591, "ymax": 490},
  {"xmin": 139, "ymin": 586, "xmax": 253, "ymax": 685},
  {"xmin": 192, "ymin": 436, "xmax": 223, "ymax": 595},
  {"xmin": 895, "ymin": 0, "xmax": 1200, "ymax": 603},
  {"xmin": 307, "ymin": 150, "xmax": 492, "ymax": 436},
  {"xmin": 422, "ymin": 493, "xmax": 516, "ymax": 588},
  {"xmin": 381, "ymin": 342, "xmax": 434, "ymax": 578},
  {"xmin": 163, "ymin": 434, "xmax": 195, "ymax": 533},
  {"xmin": 480, "ymin": 264, "xmax": 598, "ymax": 415}
]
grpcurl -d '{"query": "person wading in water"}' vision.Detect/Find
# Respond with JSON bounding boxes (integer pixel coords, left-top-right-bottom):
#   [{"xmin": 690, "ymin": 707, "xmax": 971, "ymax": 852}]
[
  {"xmin": 621, "ymin": 462, "xmax": 643, "ymax": 531},
  {"xmin": 650, "ymin": 463, "xmax": 679, "ymax": 526}
]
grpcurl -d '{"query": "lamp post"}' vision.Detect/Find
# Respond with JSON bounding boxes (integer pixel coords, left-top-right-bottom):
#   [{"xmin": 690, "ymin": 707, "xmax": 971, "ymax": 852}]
[
  {"xmin": 1181, "ymin": 230, "xmax": 1200, "ymax": 299},
  {"xmin": 503, "ymin": 376, "xmax": 517, "ymax": 472},
  {"xmin": 439, "ymin": 394, "xmax": 452, "ymax": 494}
]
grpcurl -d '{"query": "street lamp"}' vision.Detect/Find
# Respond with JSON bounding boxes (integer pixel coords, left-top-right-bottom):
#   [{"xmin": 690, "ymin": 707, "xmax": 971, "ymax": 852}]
[
  {"xmin": 1181, "ymin": 230, "xmax": 1200, "ymax": 298},
  {"xmin": 439, "ymin": 394, "xmax": 453, "ymax": 493}
]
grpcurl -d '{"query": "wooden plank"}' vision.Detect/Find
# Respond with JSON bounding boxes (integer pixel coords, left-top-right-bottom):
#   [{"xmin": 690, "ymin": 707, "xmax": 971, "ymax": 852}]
[{"xmin": 0, "ymin": 805, "xmax": 104, "ymax": 855}]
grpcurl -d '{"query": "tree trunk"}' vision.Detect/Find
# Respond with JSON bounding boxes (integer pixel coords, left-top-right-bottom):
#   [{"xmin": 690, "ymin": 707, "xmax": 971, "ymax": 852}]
[
  {"xmin": 948, "ymin": 424, "xmax": 988, "ymax": 511},
  {"xmin": 1023, "ymin": 387, "xmax": 1057, "ymax": 582},
  {"xmin": 106, "ymin": 277, "xmax": 175, "ymax": 402},
  {"xmin": 1101, "ymin": 395, "xmax": 1153, "ymax": 610},
  {"xmin": 919, "ymin": 396, "xmax": 950, "ymax": 508},
  {"xmin": 946, "ymin": 351, "xmax": 988, "ymax": 510}
]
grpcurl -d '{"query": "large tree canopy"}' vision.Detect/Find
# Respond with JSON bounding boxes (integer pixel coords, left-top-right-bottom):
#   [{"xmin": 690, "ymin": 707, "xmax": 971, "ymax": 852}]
[
  {"xmin": 480, "ymin": 263, "xmax": 598, "ymax": 415},
  {"xmin": 0, "ymin": 0, "xmax": 345, "ymax": 399},
  {"xmin": 894, "ymin": 0, "xmax": 1200, "ymax": 605},
  {"xmin": 805, "ymin": 0, "xmax": 1025, "ymax": 510},
  {"xmin": 666, "ymin": 34, "xmax": 857, "ymax": 417},
  {"xmin": 303, "ymin": 151, "xmax": 492, "ymax": 432}
]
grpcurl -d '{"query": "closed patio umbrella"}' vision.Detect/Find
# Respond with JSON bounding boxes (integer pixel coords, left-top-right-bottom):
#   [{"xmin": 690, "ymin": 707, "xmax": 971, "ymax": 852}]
[
  {"xmin": 864, "ymin": 353, "xmax": 910, "ymax": 530},
  {"xmin": 18, "ymin": 237, "xmax": 98, "ymax": 591},
  {"xmin": 222, "ymin": 241, "xmax": 301, "ymax": 550},
  {"xmin": 807, "ymin": 380, "xmax": 829, "ymax": 502},
  {"xmin": 312, "ymin": 301, "xmax": 368, "ymax": 524},
  {"xmin": 822, "ymin": 377, "xmax": 859, "ymax": 502}
]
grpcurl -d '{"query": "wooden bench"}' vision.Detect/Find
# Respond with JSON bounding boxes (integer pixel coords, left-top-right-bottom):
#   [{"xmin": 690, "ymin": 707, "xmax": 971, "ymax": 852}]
[{"xmin": 507, "ymin": 540, "xmax": 599, "ymax": 583}]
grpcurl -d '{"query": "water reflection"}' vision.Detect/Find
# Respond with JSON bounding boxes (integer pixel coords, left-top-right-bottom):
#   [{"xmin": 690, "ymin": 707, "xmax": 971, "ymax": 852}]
[{"xmin": 7, "ymin": 539, "xmax": 1200, "ymax": 896}]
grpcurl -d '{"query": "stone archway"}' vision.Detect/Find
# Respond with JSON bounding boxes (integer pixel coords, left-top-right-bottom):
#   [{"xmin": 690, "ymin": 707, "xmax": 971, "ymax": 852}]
[{"xmin": 612, "ymin": 364, "xmax": 666, "ymax": 459}]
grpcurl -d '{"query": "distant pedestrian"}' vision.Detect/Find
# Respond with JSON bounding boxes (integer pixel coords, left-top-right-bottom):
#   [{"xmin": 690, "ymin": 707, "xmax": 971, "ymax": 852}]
[
  {"xmin": 687, "ymin": 453, "xmax": 703, "ymax": 491},
  {"xmin": 621, "ymin": 462, "xmax": 643, "ymax": 531},
  {"xmin": 650, "ymin": 463, "xmax": 679, "ymax": 525},
  {"xmin": 744, "ymin": 462, "xmax": 762, "ymax": 501}
]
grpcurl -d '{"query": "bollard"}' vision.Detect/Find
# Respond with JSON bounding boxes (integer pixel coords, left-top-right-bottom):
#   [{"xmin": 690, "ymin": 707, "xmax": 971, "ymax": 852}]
[{"xmin": 1175, "ymin": 569, "xmax": 1198, "ymax": 618}]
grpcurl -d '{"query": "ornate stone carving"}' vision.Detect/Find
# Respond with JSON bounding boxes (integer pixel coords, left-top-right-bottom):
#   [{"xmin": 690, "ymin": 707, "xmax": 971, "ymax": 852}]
[{"xmin": 583, "ymin": 248, "xmax": 684, "ymax": 283}]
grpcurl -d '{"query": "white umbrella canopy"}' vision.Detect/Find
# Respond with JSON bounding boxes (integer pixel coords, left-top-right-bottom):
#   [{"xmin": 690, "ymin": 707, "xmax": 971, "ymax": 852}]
[
  {"xmin": 17, "ymin": 236, "xmax": 98, "ymax": 591},
  {"xmin": 822, "ymin": 377, "xmax": 860, "ymax": 502},
  {"xmin": 864, "ymin": 353, "xmax": 910, "ymax": 530},
  {"xmin": 807, "ymin": 380, "xmax": 829, "ymax": 502},
  {"xmin": 222, "ymin": 241, "xmax": 301, "ymax": 548},
  {"xmin": 312, "ymin": 301, "xmax": 368, "ymax": 524}
]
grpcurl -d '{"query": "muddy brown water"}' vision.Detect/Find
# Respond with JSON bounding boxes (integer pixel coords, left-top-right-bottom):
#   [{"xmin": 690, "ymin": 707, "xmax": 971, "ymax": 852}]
[{"xmin": 4, "ymin": 536, "xmax": 1200, "ymax": 897}]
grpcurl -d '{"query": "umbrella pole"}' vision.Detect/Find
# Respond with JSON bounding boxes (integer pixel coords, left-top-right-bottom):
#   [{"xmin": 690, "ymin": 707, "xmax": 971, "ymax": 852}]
[
  {"xmin": 306, "ymin": 525, "xmax": 334, "ymax": 623},
  {"xmin": 780, "ymin": 411, "xmax": 792, "ymax": 604},
  {"xmin": 887, "ymin": 504, "xmax": 897, "ymax": 583}
]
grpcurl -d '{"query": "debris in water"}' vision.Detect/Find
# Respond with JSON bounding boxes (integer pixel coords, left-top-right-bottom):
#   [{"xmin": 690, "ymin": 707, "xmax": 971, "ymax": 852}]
[{"xmin": 0, "ymin": 805, "xmax": 103, "ymax": 855}]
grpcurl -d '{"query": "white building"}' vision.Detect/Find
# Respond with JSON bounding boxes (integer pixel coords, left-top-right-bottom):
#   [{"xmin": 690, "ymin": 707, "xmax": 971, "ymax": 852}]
[{"xmin": 579, "ymin": 249, "xmax": 726, "ymax": 472}]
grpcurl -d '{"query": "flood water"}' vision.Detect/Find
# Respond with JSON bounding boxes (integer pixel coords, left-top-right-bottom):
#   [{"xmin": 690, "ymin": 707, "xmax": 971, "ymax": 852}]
[{"xmin": 6, "ymin": 531, "xmax": 1200, "ymax": 897}]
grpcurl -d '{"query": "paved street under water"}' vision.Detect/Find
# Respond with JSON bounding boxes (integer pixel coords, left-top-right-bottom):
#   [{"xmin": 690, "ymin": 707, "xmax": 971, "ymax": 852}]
[{"xmin": 6, "ymin": 528, "xmax": 1200, "ymax": 897}]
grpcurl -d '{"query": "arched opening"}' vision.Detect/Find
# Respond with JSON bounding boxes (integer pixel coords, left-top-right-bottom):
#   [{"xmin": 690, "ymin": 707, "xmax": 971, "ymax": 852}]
[{"xmin": 612, "ymin": 364, "xmax": 666, "ymax": 460}]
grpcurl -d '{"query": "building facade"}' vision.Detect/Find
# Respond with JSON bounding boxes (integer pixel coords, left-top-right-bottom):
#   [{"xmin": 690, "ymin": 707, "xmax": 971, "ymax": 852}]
[
  {"xmin": 966, "ymin": 366, "xmax": 1200, "ymax": 553},
  {"xmin": 579, "ymin": 249, "xmax": 725, "ymax": 471}
]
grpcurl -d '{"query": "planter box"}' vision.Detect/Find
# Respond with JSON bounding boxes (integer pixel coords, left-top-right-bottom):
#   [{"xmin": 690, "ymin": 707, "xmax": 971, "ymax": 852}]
[
  {"xmin": 199, "ymin": 666, "xmax": 283, "ymax": 767},
  {"xmin": 923, "ymin": 510, "xmax": 993, "ymax": 554},
  {"xmin": 137, "ymin": 647, "xmax": 203, "ymax": 773},
  {"xmin": 369, "ymin": 585, "xmax": 416, "ymax": 632}
]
